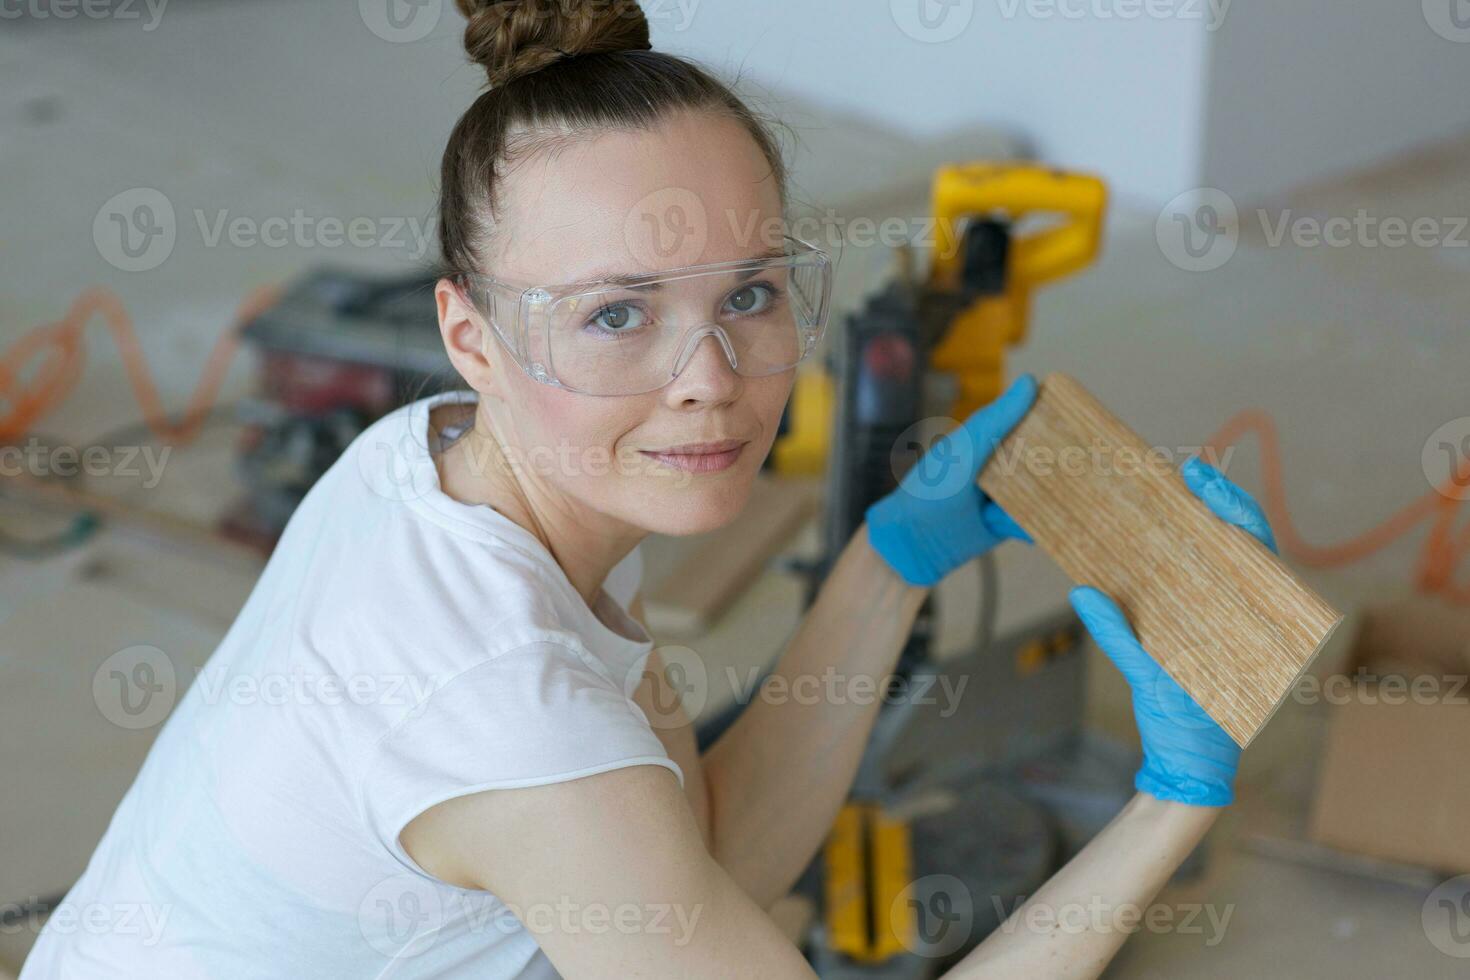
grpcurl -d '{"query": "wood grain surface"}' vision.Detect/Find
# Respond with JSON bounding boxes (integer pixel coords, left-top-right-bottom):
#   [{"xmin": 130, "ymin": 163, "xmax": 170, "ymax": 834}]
[{"xmin": 977, "ymin": 372, "xmax": 1344, "ymax": 747}]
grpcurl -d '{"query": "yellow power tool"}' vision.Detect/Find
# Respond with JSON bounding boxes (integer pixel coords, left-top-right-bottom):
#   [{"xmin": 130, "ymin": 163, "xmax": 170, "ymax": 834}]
[
  {"xmin": 773, "ymin": 162, "xmax": 1106, "ymax": 474},
  {"xmin": 780, "ymin": 162, "xmax": 1108, "ymax": 973}
]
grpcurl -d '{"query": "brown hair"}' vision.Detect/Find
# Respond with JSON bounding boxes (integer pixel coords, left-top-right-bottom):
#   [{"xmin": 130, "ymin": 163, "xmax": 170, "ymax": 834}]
[{"xmin": 439, "ymin": 0, "xmax": 792, "ymax": 281}]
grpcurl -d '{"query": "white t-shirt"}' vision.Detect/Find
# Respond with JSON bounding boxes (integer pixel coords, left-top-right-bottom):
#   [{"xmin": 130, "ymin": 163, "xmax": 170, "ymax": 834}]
[{"xmin": 22, "ymin": 390, "xmax": 683, "ymax": 979}]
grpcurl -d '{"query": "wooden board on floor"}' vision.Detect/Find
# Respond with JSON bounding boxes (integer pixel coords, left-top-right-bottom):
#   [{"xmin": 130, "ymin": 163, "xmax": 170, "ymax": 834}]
[
  {"xmin": 641, "ymin": 475, "xmax": 820, "ymax": 637},
  {"xmin": 977, "ymin": 372, "xmax": 1344, "ymax": 748}
]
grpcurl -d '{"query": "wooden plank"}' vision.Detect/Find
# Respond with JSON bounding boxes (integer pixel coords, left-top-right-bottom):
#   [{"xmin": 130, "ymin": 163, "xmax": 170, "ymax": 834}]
[
  {"xmin": 1, "ymin": 469, "xmax": 266, "ymax": 570},
  {"xmin": 977, "ymin": 372, "xmax": 1344, "ymax": 748},
  {"xmin": 641, "ymin": 475, "xmax": 820, "ymax": 636}
]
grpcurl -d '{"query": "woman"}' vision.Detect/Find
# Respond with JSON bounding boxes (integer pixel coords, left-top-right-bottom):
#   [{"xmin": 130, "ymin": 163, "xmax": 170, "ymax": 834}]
[{"xmin": 23, "ymin": 1, "xmax": 1276, "ymax": 977}]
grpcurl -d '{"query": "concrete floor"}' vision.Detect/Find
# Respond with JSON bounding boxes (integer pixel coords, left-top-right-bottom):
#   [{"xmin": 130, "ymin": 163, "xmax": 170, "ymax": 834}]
[{"xmin": 3, "ymin": 3, "xmax": 1469, "ymax": 976}]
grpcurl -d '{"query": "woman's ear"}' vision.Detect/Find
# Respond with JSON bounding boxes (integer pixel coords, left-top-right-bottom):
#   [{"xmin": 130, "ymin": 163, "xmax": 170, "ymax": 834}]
[{"xmin": 435, "ymin": 276, "xmax": 499, "ymax": 394}]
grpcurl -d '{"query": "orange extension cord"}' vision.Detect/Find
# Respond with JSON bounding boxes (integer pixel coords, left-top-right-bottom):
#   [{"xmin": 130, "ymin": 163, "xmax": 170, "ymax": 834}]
[
  {"xmin": 1202, "ymin": 410, "xmax": 1470, "ymax": 605},
  {"xmin": 2, "ymin": 286, "xmax": 1467, "ymax": 603},
  {"xmin": 0, "ymin": 285, "xmax": 279, "ymax": 446}
]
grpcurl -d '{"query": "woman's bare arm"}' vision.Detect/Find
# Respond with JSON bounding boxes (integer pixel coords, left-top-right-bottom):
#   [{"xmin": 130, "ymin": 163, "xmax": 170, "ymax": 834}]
[
  {"xmin": 948, "ymin": 793, "xmax": 1220, "ymax": 978},
  {"xmin": 402, "ymin": 764, "xmax": 819, "ymax": 978},
  {"xmin": 399, "ymin": 756, "xmax": 1217, "ymax": 979},
  {"xmin": 692, "ymin": 523, "xmax": 929, "ymax": 909},
  {"xmin": 627, "ymin": 597, "xmax": 714, "ymax": 851},
  {"xmin": 617, "ymin": 533, "xmax": 1227, "ymax": 977}
]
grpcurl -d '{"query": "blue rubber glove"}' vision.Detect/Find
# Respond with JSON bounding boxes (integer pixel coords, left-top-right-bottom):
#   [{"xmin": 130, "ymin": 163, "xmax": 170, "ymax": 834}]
[
  {"xmin": 865, "ymin": 374, "xmax": 1038, "ymax": 587},
  {"xmin": 1069, "ymin": 455, "xmax": 1279, "ymax": 807}
]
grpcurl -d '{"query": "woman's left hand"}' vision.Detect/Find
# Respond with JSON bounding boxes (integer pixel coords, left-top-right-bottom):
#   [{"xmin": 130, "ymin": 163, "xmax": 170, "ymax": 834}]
[{"xmin": 1069, "ymin": 456, "xmax": 1278, "ymax": 808}]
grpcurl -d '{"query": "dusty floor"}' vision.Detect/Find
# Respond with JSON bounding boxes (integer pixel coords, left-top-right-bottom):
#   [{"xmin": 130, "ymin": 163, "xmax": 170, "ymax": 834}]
[{"xmin": 3, "ymin": 3, "xmax": 1469, "ymax": 976}]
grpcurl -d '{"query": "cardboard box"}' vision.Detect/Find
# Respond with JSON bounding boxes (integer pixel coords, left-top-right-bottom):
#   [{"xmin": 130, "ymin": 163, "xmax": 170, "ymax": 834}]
[{"xmin": 1309, "ymin": 597, "xmax": 1470, "ymax": 872}]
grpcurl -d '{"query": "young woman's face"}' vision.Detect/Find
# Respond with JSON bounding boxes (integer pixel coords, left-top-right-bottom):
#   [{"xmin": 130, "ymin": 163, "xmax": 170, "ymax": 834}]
[{"xmin": 461, "ymin": 109, "xmax": 797, "ymax": 537}]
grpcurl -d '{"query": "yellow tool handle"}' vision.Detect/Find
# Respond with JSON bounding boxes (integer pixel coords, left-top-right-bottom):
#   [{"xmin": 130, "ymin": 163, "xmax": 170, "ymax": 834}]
[{"xmin": 930, "ymin": 162, "xmax": 1107, "ymax": 296}]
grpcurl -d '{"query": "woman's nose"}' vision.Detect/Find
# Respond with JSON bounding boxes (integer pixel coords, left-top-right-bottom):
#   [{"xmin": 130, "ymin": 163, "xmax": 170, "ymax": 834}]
[{"xmin": 664, "ymin": 328, "xmax": 742, "ymax": 404}]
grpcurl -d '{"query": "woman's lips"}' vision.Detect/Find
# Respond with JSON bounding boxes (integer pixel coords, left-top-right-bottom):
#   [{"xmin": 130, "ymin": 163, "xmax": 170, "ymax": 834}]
[{"xmin": 639, "ymin": 442, "xmax": 747, "ymax": 473}]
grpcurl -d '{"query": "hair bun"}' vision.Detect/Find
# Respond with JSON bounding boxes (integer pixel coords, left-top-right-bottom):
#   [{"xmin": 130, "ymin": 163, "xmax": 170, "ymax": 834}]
[{"xmin": 457, "ymin": 0, "xmax": 652, "ymax": 89}]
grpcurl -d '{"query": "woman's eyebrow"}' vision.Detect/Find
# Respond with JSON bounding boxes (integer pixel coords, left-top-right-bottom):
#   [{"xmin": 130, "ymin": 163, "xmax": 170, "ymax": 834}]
[{"xmin": 588, "ymin": 245, "xmax": 788, "ymax": 290}]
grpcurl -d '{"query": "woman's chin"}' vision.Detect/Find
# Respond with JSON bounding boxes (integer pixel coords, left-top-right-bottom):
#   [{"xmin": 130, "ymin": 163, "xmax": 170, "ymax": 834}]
[{"xmin": 636, "ymin": 475, "xmax": 757, "ymax": 537}]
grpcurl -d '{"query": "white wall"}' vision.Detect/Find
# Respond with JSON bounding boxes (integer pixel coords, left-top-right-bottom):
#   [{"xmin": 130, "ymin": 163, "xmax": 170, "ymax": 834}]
[
  {"xmin": 655, "ymin": 0, "xmax": 1212, "ymax": 209},
  {"xmin": 658, "ymin": 0, "xmax": 1470, "ymax": 209},
  {"xmin": 1200, "ymin": 1, "xmax": 1470, "ymax": 203}
]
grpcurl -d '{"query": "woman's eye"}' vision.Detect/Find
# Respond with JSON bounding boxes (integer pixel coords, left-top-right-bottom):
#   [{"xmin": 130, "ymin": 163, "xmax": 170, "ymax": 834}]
[
  {"xmin": 590, "ymin": 304, "xmax": 646, "ymax": 332},
  {"xmin": 725, "ymin": 283, "xmax": 776, "ymax": 316}
]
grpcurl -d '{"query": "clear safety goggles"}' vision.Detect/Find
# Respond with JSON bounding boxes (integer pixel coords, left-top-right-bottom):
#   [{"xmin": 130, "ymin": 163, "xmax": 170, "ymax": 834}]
[{"xmin": 455, "ymin": 235, "xmax": 834, "ymax": 396}]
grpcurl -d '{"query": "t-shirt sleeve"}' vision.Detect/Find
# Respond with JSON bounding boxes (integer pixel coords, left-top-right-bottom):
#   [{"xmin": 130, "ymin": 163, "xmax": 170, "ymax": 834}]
[{"xmin": 357, "ymin": 639, "xmax": 683, "ymax": 875}]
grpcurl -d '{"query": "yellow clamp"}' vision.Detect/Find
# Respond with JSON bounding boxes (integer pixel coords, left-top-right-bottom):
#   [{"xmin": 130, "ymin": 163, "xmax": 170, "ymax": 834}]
[{"xmin": 823, "ymin": 802, "xmax": 914, "ymax": 963}]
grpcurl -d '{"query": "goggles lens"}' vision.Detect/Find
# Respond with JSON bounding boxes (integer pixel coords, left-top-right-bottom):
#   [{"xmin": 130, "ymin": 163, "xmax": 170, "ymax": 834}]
[{"xmin": 498, "ymin": 243, "xmax": 831, "ymax": 396}]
